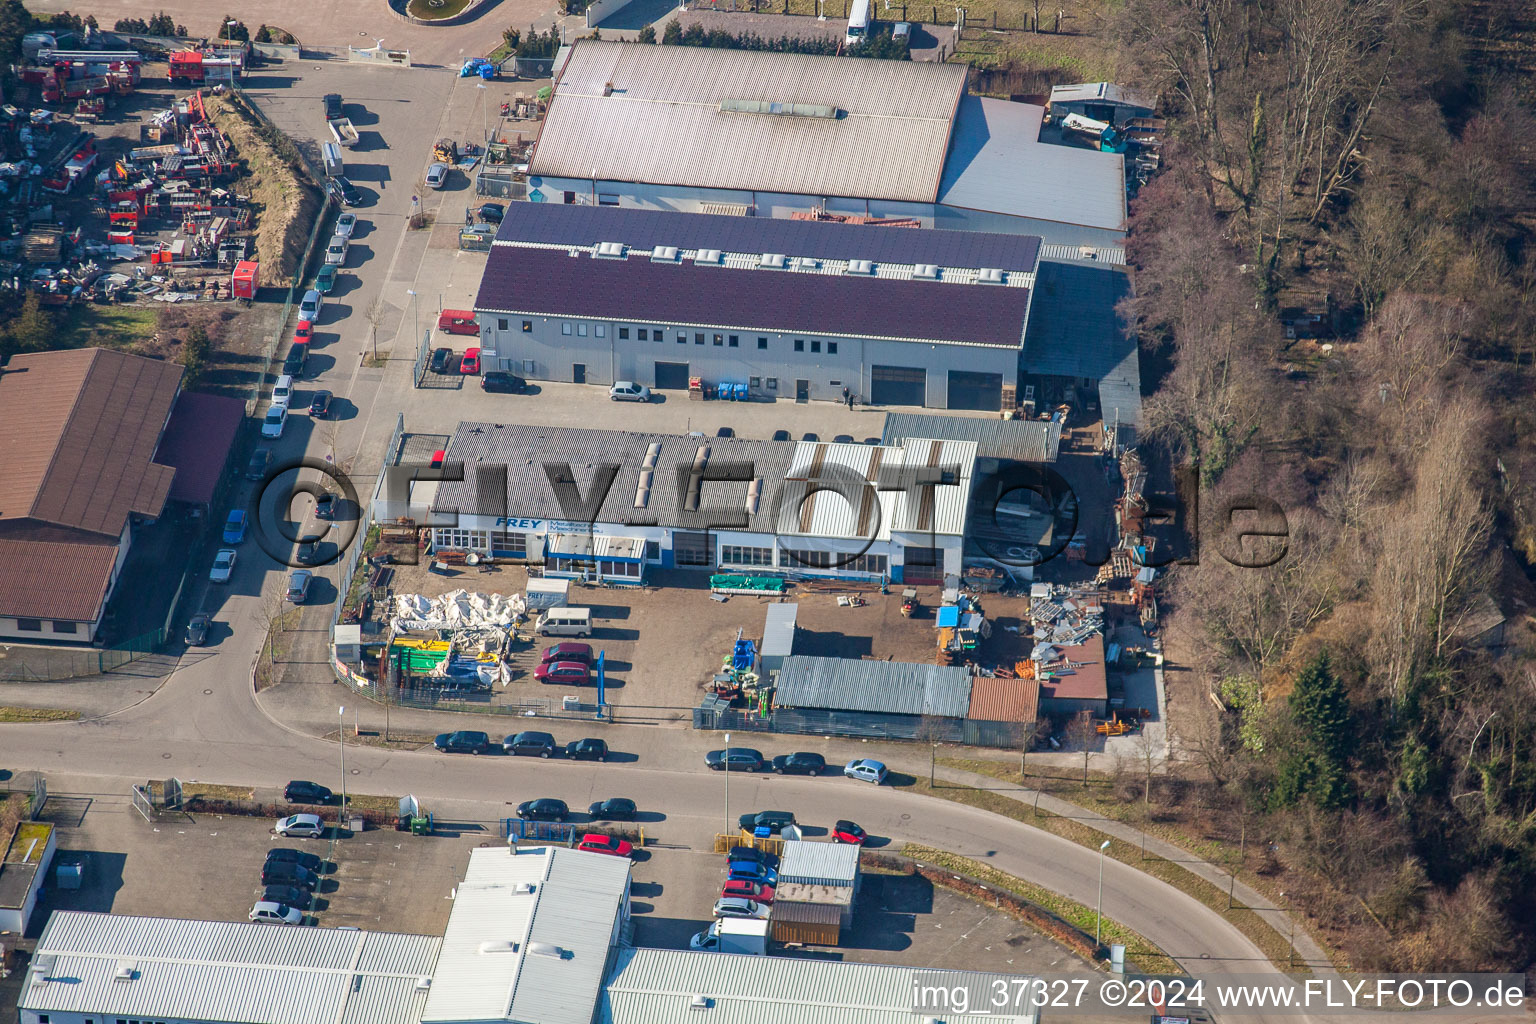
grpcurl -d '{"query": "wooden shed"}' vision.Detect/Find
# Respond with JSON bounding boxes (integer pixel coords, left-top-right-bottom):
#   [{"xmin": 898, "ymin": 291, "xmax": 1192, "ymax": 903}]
[{"xmin": 769, "ymin": 899, "xmax": 842, "ymax": 946}]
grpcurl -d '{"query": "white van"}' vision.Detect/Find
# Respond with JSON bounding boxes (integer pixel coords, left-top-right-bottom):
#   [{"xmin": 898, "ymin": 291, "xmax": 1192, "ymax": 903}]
[{"xmin": 535, "ymin": 607, "xmax": 592, "ymax": 637}]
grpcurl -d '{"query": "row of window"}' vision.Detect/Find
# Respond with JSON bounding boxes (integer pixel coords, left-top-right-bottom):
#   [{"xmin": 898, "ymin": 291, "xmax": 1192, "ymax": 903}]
[
  {"xmin": 723, "ymin": 546, "xmax": 889, "ymax": 574},
  {"xmin": 506, "ymin": 319, "xmax": 840, "ymax": 355},
  {"xmin": 13, "ymin": 618, "xmax": 77, "ymax": 633},
  {"xmin": 36, "ymin": 1016, "xmax": 167, "ymax": 1024},
  {"xmin": 547, "ymin": 556, "xmax": 643, "ymax": 578},
  {"xmin": 436, "ymin": 530, "xmax": 887, "ymax": 574}
]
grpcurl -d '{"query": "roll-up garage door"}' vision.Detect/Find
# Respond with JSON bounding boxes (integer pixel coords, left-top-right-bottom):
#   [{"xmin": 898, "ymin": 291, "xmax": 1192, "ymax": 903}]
[
  {"xmin": 654, "ymin": 362, "xmax": 691, "ymax": 390},
  {"xmin": 870, "ymin": 365, "xmax": 926, "ymax": 407},
  {"xmin": 947, "ymin": 370, "xmax": 1003, "ymax": 411},
  {"xmin": 672, "ymin": 531, "xmax": 712, "ymax": 567}
]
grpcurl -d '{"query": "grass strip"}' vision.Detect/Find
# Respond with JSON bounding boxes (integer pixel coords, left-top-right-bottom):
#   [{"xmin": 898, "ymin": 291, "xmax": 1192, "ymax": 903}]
[
  {"xmin": 910, "ymin": 774, "xmax": 1307, "ymax": 973},
  {"xmin": 0, "ymin": 706, "xmax": 81, "ymax": 722},
  {"xmin": 184, "ymin": 783, "xmax": 254, "ymax": 801}
]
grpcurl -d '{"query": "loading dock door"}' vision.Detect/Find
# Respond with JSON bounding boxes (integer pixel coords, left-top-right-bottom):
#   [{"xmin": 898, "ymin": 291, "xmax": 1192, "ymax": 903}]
[
  {"xmin": 947, "ymin": 370, "xmax": 1003, "ymax": 411},
  {"xmin": 871, "ymin": 365, "xmax": 926, "ymax": 407},
  {"xmin": 654, "ymin": 362, "xmax": 690, "ymax": 390},
  {"xmin": 672, "ymin": 531, "xmax": 712, "ymax": 567}
]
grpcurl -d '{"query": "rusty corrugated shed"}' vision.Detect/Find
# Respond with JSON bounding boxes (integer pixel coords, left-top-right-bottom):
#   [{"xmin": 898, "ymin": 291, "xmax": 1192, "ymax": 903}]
[{"xmin": 967, "ymin": 674, "xmax": 1040, "ymax": 725}]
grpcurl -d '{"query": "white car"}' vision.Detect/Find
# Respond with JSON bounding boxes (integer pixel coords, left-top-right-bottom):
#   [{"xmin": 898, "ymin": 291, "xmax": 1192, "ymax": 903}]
[
  {"xmin": 273, "ymin": 813, "xmax": 325, "ymax": 838},
  {"xmin": 271, "ymin": 373, "xmax": 295, "ymax": 411},
  {"xmin": 249, "ymin": 901, "xmax": 304, "ymax": 925},
  {"xmin": 425, "ymin": 162, "xmax": 448, "ymax": 189},
  {"xmin": 844, "ymin": 758, "xmax": 887, "ymax": 784},
  {"xmin": 335, "ymin": 212, "xmax": 357, "ymax": 238},
  {"xmin": 298, "ymin": 289, "xmax": 321, "ymax": 320},
  {"xmin": 209, "ymin": 548, "xmax": 237, "ymax": 583},
  {"xmin": 712, "ymin": 897, "xmax": 770, "ymax": 920},
  {"xmin": 261, "ymin": 406, "xmax": 287, "ymax": 439},
  {"xmin": 609, "ymin": 381, "xmax": 651, "ymax": 402},
  {"xmin": 324, "ymin": 234, "xmax": 348, "ymax": 266}
]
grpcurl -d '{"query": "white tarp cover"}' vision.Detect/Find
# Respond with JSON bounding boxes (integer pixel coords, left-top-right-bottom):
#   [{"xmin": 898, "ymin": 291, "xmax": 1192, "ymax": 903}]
[{"xmin": 392, "ymin": 589, "xmax": 526, "ymax": 632}]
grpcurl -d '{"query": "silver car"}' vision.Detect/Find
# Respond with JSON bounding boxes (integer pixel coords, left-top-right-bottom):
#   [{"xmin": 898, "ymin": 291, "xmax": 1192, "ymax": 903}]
[
  {"xmin": 249, "ymin": 900, "xmax": 304, "ymax": 925},
  {"xmin": 286, "ymin": 569, "xmax": 313, "ymax": 604},
  {"xmin": 609, "ymin": 381, "xmax": 651, "ymax": 402},
  {"xmin": 425, "ymin": 162, "xmax": 448, "ymax": 189}
]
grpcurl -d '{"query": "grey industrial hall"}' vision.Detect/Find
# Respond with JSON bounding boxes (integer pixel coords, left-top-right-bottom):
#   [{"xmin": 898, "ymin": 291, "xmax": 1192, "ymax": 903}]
[{"xmin": 472, "ymin": 203, "xmax": 1041, "ymax": 411}]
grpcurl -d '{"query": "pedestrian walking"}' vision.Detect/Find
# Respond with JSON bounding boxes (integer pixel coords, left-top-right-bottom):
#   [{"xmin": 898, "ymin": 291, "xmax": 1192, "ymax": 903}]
[{"xmin": 842, "ymin": 385, "xmax": 850, "ymax": 407}]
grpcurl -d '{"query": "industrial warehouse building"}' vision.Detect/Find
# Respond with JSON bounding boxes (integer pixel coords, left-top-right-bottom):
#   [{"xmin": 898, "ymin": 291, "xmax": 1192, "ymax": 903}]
[
  {"xmin": 401, "ymin": 423, "xmax": 978, "ymax": 584},
  {"xmin": 473, "ymin": 203, "xmax": 1039, "ymax": 410},
  {"xmin": 527, "ymin": 40, "xmax": 1125, "ymax": 253}
]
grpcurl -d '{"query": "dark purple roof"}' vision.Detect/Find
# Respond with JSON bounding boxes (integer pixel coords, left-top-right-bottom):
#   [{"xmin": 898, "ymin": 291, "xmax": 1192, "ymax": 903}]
[
  {"xmin": 496, "ymin": 203, "xmax": 1041, "ymax": 273},
  {"xmin": 156, "ymin": 390, "xmax": 245, "ymax": 506},
  {"xmin": 475, "ymin": 247, "xmax": 1031, "ymax": 348}
]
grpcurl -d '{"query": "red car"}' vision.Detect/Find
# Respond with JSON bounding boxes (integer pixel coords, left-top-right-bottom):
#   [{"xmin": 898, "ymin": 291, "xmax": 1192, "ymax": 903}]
[
  {"xmin": 460, "ymin": 347, "xmax": 481, "ymax": 374},
  {"xmin": 832, "ymin": 819, "xmax": 867, "ymax": 845},
  {"xmin": 541, "ymin": 642, "xmax": 593, "ymax": 665},
  {"xmin": 721, "ymin": 879, "xmax": 775, "ymax": 904},
  {"xmin": 534, "ymin": 660, "xmax": 591, "ymax": 686},
  {"xmin": 576, "ymin": 833, "xmax": 633, "ymax": 858},
  {"xmin": 293, "ymin": 320, "xmax": 313, "ymax": 345}
]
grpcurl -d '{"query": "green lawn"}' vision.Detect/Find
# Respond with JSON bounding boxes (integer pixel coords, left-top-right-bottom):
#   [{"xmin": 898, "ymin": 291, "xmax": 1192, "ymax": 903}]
[
  {"xmin": 406, "ymin": 0, "xmax": 478, "ymax": 19},
  {"xmin": 56, "ymin": 304, "xmax": 159, "ymax": 349}
]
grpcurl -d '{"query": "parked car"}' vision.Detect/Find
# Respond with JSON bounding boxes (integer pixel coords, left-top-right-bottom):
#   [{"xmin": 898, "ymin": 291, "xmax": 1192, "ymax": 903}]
[
  {"xmin": 575, "ymin": 833, "xmax": 632, "ymax": 858},
  {"xmin": 314, "ymin": 492, "xmax": 338, "ymax": 519},
  {"xmin": 335, "ymin": 212, "xmax": 358, "ymax": 238},
  {"xmin": 246, "ymin": 449, "xmax": 272, "ymax": 481},
  {"xmin": 293, "ymin": 321, "xmax": 313, "ymax": 345},
  {"xmin": 184, "ymin": 612, "xmax": 211, "ymax": 646},
  {"xmin": 713, "ymin": 897, "xmax": 770, "ymax": 920},
  {"xmin": 722, "ymin": 879, "xmax": 775, "ymax": 903},
  {"xmin": 271, "ymin": 374, "xmax": 295, "ymax": 410},
  {"xmin": 209, "ymin": 548, "xmax": 237, "ymax": 584},
  {"xmin": 459, "ymin": 347, "xmax": 481, "ymax": 374},
  {"xmin": 425, "ymin": 163, "xmax": 449, "ymax": 189},
  {"xmin": 261, "ymin": 406, "xmax": 287, "ymax": 439},
  {"xmin": 588, "ymin": 797, "xmax": 637, "ymax": 821},
  {"xmin": 222, "ymin": 509, "xmax": 248, "ymax": 544},
  {"xmin": 738, "ymin": 810, "xmax": 795, "ymax": 834},
  {"xmin": 833, "ymin": 434, "xmax": 856, "ymax": 443},
  {"xmin": 437, "ymin": 310, "xmax": 479, "ymax": 335},
  {"xmin": 565, "ymin": 738, "xmax": 608, "ymax": 761},
  {"xmin": 284, "ymin": 781, "xmax": 333, "ymax": 804},
  {"xmin": 329, "ymin": 176, "xmax": 361, "ymax": 206},
  {"xmin": 609, "ymin": 381, "xmax": 651, "ymax": 402},
  {"xmin": 249, "ymin": 901, "xmax": 304, "ymax": 925},
  {"xmin": 273, "ymin": 813, "xmax": 325, "ymax": 838},
  {"xmin": 771, "ymin": 752, "xmax": 826, "ymax": 776},
  {"xmin": 309, "ymin": 390, "xmax": 333, "ymax": 418},
  {"xmin": 434, "ymin": 730, "xmax": 491, "ymax": 754},
  {"xmin": 726, "ymin": 861, "xmax": 778, "ymax": 887},
  {"xmin": 832, "ymin": 820, "xmax": 868, "ymax": 845},
  {"xmin": 503, "ymin": 731, "xmax": 558, "ymax": 757},
  {"xmin": 299, "ymin": 289, "xmax": 321, "ymax": 320},
  {"xmin": 283, "ymin": 342, "xmax": 307, "ymax": 378},
  {"xmin": 478, "ymin": 202, "xmax": 505, "ymax": 223},
  {"xmin": 260, "ymin": 860, "xmax": 318, "ymax": 890},
  {"xmin": 772, "ymin": 430, "xmax": 792, "ymax": 441},
  {"xmin": 516, "ymin": 798, "xmax": 569, "ymax": 822},
  {"xmin": 481, "ymin": 371, "xmax": 527, "ymax": 393},
  {"xmin": 727, "ymin": 846, "xmax": 779, "ymax": 869},
  {"xmin": 429, "ymin": 347, "xmax": 454, "ymax": 374},
  {"xmin": 705, "ymin": 748, "xmax": 765, "ymax": 772},
  {"xmin": 265, "ymin": 847, "xmax": 323, "ymax": 869},
  {"xmin": 534, "ymin": 660, "xmax": 590, "ymax": 686},
  {"xmin": 286, "ymin": 570, "xmax": 313, "ymax": 604},
  {"xmin": 315, "ymin": 264, "xmax": 337, "ymax": 294},
  {"xmin": 541, "ymin": 642, "xmax": 593, "ymax": 665},
  {"xmin": 324, "ymin": 234, "xmax": 348, "ymax": 266},
  {"xmin": 844, "ymin": 758, "xmax": 888, "ymax": 784},
  {"xmin": 261, "ymin": 884, "xmax": 312, "ymax": 910}
]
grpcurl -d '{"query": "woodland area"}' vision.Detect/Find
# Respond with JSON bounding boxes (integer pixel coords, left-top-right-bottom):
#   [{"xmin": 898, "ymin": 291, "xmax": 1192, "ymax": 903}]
[{"xmin": 1111, "ymin": 0, "xmax": 1536, "ymax": 971}]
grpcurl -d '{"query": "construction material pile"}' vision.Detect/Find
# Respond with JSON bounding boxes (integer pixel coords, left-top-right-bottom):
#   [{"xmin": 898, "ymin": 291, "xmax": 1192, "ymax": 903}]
[
  {"xmin": 391, "ymin": 590, "xmax": 526, "ymax": 633},
  {"xmin": 1028, "ymin": 583, "xmax": 1104, "ymax": 652}
]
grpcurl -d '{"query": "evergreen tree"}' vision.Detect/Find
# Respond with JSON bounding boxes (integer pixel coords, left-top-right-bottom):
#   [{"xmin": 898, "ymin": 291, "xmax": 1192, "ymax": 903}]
[
  {"xmin": 636, "ymin": 24, "xmax": 655, "ymax": 42},
  {"xmin": 661, "ymin": 19, "xmax": 682, "ymax": 44}
]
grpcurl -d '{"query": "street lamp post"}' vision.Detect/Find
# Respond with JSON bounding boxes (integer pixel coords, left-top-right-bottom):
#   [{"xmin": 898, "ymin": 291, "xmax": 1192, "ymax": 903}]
[
  {"xmin": 407, "ymin": 289, "xmax": 419, "ymax": 345},
  {"xmin": 723, "ymin": 732, "xmax": 731, "ymax": 839},
  {"xmin": 477, "ymin": 83, "xmax": 488, "ymax": 143},
  {"xmin": 338, "ymin": 705, "xmax": 348, "ymax": 816},
  {"xmin": 1095, "ymin": 839, "xmax": 1110, "ymax": 948}
]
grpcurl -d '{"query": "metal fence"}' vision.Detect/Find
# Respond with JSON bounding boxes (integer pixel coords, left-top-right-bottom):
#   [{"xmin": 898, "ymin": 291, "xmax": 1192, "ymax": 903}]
[
  {"xmin": 694, "ymin": 703, "xmax": 1028, "ymax": 749},
  {"xmin": 476, "ymin": 172, "xmax": 527, "ymax": 200},
  {"xmin": 512, "ymin": 57, "xmax": 556, "ymax": 77},
  {"xmin": 0, "ymin": 627, "xmax": 165, "ymax": 682},
  {"xmin": 412, "ymin": 329, "xmax": 432, "ymax": 387},
  {"xmin": 501, "ymin": 819, "xmax": 576, "ymax": 842}
]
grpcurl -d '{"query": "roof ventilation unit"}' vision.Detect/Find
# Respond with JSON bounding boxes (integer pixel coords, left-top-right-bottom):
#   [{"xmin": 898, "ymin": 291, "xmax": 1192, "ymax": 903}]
[
  {"xmin": 792, "ymin": 257, "xmax": 819, "ymax": 270},
  {"xmin": 650, "ymin": 245, "xmax": 680, "ymax": 263},
  {"xmin": 913, "ymin": 264, "xmax": 940, "ymax": 280},
  {"xmin": 415, "ymin": 978, "xmax": 433, "ymax": 992},
  {"xmin": 478, "ymin": 941, "xmax": 520, "ymax": 954},
  {"xmin": 759, "ymin": 253, "xmax": 787, "ymax": 270},
  {"xmin": 593, "ymin": 241, "xmax": 626, "ymax": 259},
  {"xmin": 33, "ymin": 955, "xmax": 56, "ymax": 982},
  {"xmin": 845, "ymin": 259, "xmax": 874, "ymax": 275},
  {"xmin": 694, "ymin": 248, "xmax": 723, "ymax": 265},
  {"xmin": 976, "ymin": 267, "xmax": 1005, "ymax": 284},
  {"xmin": 690, "ymin": 996, "xmax": 714, "ymax": 1010},
  {"xmin": 526, "ymin": 942, "xmax": 568, "ymax": 959},
  {"xmin": 113, "ymin": 962, "xmax": 138, "ymax": 982},
  {"xmin": 514, "ymin": 882, "xmax": 537, "ymax": 894}
]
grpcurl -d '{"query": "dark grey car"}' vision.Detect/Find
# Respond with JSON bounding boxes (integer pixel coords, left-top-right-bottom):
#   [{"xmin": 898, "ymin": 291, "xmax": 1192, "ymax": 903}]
[{"xmin": 504, "ymin": 731, "xmax": 558, "ymax": 757}]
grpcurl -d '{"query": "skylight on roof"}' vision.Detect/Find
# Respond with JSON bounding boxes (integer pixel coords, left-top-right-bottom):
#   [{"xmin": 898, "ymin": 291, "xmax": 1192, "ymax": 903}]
[
  {"xmin": 594, "ymin": 241, "xmax": 626, "ymax": 259},
  {"xmin": 719, "ymin": 98, "xmax": 839, "ymax": 119},
  {"xmin": 694, "ymin": 248, "xmax": 723, "ymax": 265},
  {"xmin": 913, "ymin": 264, "xmax": 940, "ymax": 280},
  {"xmin": 759, "ymin": 253, "xmax": 787, "ymax": 269},
  {"xmin": 845, "ymin": 259, "xmax": 874, "ymax": 275},
  {"xmin": 651, "ymin": 246, "xmax": 680, "ymax": 262}
]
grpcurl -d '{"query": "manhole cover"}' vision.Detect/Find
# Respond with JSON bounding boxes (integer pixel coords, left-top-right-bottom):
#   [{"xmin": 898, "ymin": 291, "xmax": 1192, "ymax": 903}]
[
  {"xmin": 162, "ymin": 752, "xmax": 172, "ymax": 759},
  {"xmin": 203, "ymin": 688, "xmax": 213, "ymax": 695},
  {"xmin": 350, "ymin": 769, "xmax": 361, "ymax": 775}
]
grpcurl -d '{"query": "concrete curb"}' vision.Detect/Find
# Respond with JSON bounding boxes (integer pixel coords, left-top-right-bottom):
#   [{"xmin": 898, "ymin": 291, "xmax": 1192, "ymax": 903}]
[{"xmin": 387, "ymin": 0, "xmax": 499, "ymax": 28}]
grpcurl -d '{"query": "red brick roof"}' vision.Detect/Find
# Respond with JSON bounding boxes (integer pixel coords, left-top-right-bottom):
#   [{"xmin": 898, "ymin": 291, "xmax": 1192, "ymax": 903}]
[{"xmin": 0, "ymin": 534, "xmax": 121, "ymax": 621}]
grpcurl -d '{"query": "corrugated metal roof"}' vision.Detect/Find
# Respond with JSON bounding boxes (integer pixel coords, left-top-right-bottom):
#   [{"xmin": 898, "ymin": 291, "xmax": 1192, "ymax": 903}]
[
  {"xmin": 779, "ymin": 841, "xmax": 859, "ymax": 886},
  {"xmin": 761, "ymin": 603, "xmax": 798, "ymax": 658},
  {"xmin": 775, "ymin": 438, "xmax": 977, "ymax": 542},
  {"xmin": 20, "ymin": 911, "xmax": 439, "ymax": 1024},
  {"xmin": 966, "ymin": 674, "xmax": 1040, "ymax": 724},
  {"xmin": 1048, "ymin": 82, "xmax": 1155, "ymax": 111},
  {"xmin": 422, "ymin": 846, "xmax": 630, "ymax": 1024},
  {"xmin": 546, "ymin": 533, "xmax": 645, "ymax": 560},
  {"xmin": 1021, "ymin": 260, "xmax": 1134, "ymax": 380},
  {"xmin": 493, "ymin": 203, "xmax": 1040, "ymax": 273},
  {"xmin": 599, "ymin": 948, "xmax": 1036, "ymax": 1024},
  {"xmin": 769, "ymin": 898, "xmax": 846, "ymax": 924},
  {"xmin": 937, "ymin": 97, "xmax": 1126, "ymax": 233},
  {"xmin": 775, "ymin": 655, "xmax": 973, "ymax": 718},
  {"xmin": 881, "ymin": 413, "xmax": 1061, "ymax": 463},
  {"xmin": 531, "ymin": 41, "xmax": 967, "ymax": 203},
  {"xmin": 474, "ymin": 246, "xmax": 1031, "ymax": 349}
]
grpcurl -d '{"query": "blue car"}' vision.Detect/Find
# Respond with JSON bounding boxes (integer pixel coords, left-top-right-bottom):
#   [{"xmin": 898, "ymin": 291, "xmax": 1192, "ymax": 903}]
[
  {"xmin": 222, "ymin": 509, "xmax": 248, "ymax": 544},
  {"xmin": 727, "ymin": 862, "xmax": 778, "ymax": 887}
]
